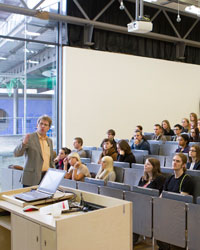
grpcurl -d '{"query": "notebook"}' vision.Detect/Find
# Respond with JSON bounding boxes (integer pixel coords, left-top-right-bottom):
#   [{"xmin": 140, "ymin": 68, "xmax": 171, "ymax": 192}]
[{"xmin": 15, "ymin": 168, "xmax": 66, "ymax": 202}]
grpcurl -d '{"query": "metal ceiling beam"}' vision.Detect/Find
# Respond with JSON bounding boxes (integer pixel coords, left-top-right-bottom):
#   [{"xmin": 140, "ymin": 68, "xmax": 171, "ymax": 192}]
[
  {"xmin": 0, "ymin": 34, "xmax": 58, "ymax": 46},
  {"xmin": 117, "ymin": 0, "xmax": 134, "ymax": 21},
  {"xmin": 72, "ymin": 0, "xmax": 90, "ymax": 20},
  {"xmin": 183, "ymin": 19, "xmax": 199, "ymax": 39},
  {"xmin": 1, "ymin": 3, "xmax": 200, "ymax": 48},
  {"xmin": 33, "ymin": 0, "xmax": 46, "ymax": 10},
  {"xmin": 163, "ymin": 10, "xmax": 181, "ymax": 38},
  {"xmin": 151, "ymin": 9, "xmax": 162, "ymax": 22},
  {"xmin": 19, "ymin": 0, "xmax": 29, "ymax": 9},
  {"xmin": 93, "ymin": 0, "xmax": 115, "ymax": 21},
  {"xmin": 126, "ymin": 0, "xmax": 199, "ymax": 19}
]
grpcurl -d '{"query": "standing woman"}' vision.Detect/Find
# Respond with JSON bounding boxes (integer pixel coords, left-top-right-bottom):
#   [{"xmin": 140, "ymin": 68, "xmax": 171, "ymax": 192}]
[
  {"xmin": 190, "ymin": 112, "xmax": 198, "ymax": 128},
  {"xmin": 161, "ymin": 120, "xmax": 174, "ymax": 136},
  {"xmin": 187, "ymin": 145, "xmax": 200, "ymax": 170},
  {"xmin": 138, "ymin": 158, "xmax": 165, "ymax": 194},
  {"xmin": 181, "ymin": 118, "xmax": 190, "ymax": 133},
  {"xmin": 96, "ymin": 156, "xmax": 116, "ymax": 183},
  {"xmin": 117, "ymin": 140, "xmax": 136, "ymax": 166}
]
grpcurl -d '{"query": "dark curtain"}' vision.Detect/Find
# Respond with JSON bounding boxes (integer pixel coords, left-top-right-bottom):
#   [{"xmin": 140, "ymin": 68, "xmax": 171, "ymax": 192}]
[{"xmin": 67, "ymin": 0, "xmax": 200, "ymax": 65}]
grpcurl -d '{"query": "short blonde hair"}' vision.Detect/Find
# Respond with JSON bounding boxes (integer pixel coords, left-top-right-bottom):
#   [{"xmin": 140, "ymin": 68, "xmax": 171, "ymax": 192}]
[{"xmin": 68, "ymin": 152, "xmax": 81, "ymax": 163}]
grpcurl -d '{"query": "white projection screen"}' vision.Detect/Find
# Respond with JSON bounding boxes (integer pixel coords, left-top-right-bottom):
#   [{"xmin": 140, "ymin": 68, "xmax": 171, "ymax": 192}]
[{"xmin": 63, "ymin": 46, "xmax": 200, "ymax": 148}]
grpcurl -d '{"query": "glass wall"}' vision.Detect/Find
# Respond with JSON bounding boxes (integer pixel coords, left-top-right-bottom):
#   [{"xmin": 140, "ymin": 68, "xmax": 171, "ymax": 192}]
[{"xmin": 0, "ymin": 0, "xmax": 65, "ymax": 190}]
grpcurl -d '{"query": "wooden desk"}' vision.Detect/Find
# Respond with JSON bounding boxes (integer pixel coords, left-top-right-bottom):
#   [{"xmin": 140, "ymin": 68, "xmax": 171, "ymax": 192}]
[{"xmin": 0, "ymin": 187, "xmax": 132, "ymax": 250}]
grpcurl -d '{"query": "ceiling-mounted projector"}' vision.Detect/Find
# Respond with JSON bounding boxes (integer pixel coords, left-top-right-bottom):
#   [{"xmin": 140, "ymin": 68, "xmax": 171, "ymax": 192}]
[{"xmin": 127, "ymin": 20, "xmax": 153, "ymax": 33}]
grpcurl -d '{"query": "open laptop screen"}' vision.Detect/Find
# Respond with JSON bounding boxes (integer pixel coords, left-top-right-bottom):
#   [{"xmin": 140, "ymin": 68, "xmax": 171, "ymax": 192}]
[{"xmin": 38, "ymin": 169, "xmax": 66, "ymax": 195}]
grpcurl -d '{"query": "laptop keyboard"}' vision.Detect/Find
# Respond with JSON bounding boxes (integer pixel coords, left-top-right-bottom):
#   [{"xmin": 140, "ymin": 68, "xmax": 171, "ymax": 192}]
[{"xmin": 24, "ymin": 191, "xmax": 50, "ymax": 198}]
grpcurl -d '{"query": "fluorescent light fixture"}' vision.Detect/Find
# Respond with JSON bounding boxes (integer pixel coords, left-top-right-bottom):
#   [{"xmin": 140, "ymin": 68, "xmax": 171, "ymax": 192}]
[
  {"xmin": 24, "ymin": 30, "xmax": 40, "ymax": 36},
  {"xmin": 6, "ymin": 39, "xmax": 14, "ymax": 42},
  {"xmin": 0, "ymin": 57, "xmax": 6, "ymax": 60},
  {"xmin": 185, "ymin": 5, "xmax": 200, "ymax": 16},
  {"xmin": 144, "ymin": 0, "xmax": 157, "ymax": 2},
  {"xmin": 27, "ymin": 60, "xmax": 39, "ymax": 64},
  {"xmin": 45, "ymin": 44, "xmax": 55, "ymax": 48}
]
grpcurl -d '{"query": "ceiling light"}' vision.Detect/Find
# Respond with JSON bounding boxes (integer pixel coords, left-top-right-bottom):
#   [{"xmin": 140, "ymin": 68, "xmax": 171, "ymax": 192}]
[
  {"xmin": 119, "ymin": 0, "xmax": 125, "ymax": 10},
  {"xmin": 27, "ymin": 60, "xmax": 39, "ymax": 64},
  {"xmin": 0, "ymin": 57, "xmax": 7, "ymax": 60},
  {"xmin": 185, "ymin": 5, "xmax": 200, "ymax": 16},
  {"xmin": 45, "ymin": 44, "xmax": 55, "ymax": 48},
  {"xmin": 24, "ymin": 31, "xmax": 40, "ymax": 36},
  {"xmin": 6, "ymin": 39, "xmax": 14, "ymax": 42},
  {"xmin": 143, "ymin": 0, "xmax": 157, "ymax": 2}
]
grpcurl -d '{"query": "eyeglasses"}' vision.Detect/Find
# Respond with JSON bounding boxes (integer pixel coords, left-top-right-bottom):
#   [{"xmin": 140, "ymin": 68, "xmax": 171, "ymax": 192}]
[{"xmin": 189, "ymin": 149, "xmax": 196, "ymax": 152}]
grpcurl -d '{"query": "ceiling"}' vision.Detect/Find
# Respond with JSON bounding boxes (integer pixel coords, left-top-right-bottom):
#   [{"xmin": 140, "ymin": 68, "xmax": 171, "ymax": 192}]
[{"xmin": 0, "ymin": 0, "xmax": 199, "ymax": 88}]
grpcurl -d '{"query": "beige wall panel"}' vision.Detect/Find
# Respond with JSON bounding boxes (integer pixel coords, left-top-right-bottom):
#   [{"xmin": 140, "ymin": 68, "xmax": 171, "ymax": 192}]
[{"xmin": 63, "ymin": 47, "xmax": 200, "ymax": 147}]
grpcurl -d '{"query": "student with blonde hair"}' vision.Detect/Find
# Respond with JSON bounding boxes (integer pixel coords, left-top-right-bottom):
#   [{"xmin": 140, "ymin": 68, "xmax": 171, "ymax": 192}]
[
  {"xmin": 96, "ymin": 156, "xmax": 116, "ymax": 183},
  {"xmin": 64, "ymin": 152, "xmax": 90, "ymax": 181}
]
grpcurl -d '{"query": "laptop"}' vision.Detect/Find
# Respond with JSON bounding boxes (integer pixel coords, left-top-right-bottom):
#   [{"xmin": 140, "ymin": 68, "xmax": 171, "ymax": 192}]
[{"xmin": 15, "ymin": 168, "xmax": 66, "ymax": 202}]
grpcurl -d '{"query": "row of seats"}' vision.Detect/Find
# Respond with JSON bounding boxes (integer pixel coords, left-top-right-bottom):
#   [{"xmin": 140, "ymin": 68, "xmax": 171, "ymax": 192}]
[
  {"xmin": 60, "ymin": 178, "xmax": 200, "ymax": 249},
  {"xmin": 81, "ymin": 152, "xmax": 180, "ymax": 165},
  {"xmin": 83, "ymin": 141, "xmax": 200, "ymax": 161},
  {"xmin": 85, "ymin": 163, "xmax": 200, "ymax": 203}
]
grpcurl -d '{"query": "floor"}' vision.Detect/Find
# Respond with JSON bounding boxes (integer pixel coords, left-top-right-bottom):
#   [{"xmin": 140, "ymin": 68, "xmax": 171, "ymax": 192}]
[{"xmin": 134, "ymin": 237, "xmax": 158, "ymax": 250}]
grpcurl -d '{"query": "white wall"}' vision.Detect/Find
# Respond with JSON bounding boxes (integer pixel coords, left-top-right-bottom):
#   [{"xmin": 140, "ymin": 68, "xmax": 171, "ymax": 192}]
[{"xmin": 63, "ymin": 46, "xmax": 200, "ymax": 148}]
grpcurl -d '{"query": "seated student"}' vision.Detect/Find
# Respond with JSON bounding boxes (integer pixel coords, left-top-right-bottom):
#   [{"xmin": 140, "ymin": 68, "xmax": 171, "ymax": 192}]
[
  {"xmin": 197, "ymin": 118, "xmax": 200, "ymax": 132},
  {"xmin": 161, "ymin": 120, "xmax": 174, "ymax": 136},
  {"xmin": 72, "ymin": 137, "xmax": 87, "ymax": 158},
  {"xmin": 131, "ymin": 130, "xmax": 151, "ymax": 154},
  {"xmin": 54, "ymin": 147, "xmax": 71, "ymax": 170},
  {"xmin": 152, "ymin": 124, "xmax": 167, "ymax": 141},
  {"xmin": 135, "ymin": 125, "xmax": 143, "ymax": 133},
  {"xmin": 187, "ymin": 145, "xmax": 200, "ymax": 170},
  {"xmin": 131, "ymin": 125, "xmax": 143, "ymax": 140},
  {"xmin": 163, "ymin": 153, "xmax": 194, "ymax": 195},
  {"xmin": 157, "ymin": 153, "xmax": 194, "ymax": 250},
  {"xmin": 64, "ymin": 152, "xmax": 91, "ymax": 181},
  {"xmin": 175, "ymin": 134, "xmax": 190, "ymax": 153},
  {"xmin": 189, "ymin": 128, "xmax": 200, "ymax": 142},
  {"xmin": 95, "ymin": 156, "xmax": 116, "ymax": 183},
  {"xmin": 172, "ymin": 124, "xmax": 183, "ymax": 141},
  {"xmin": 190, "ymin": 112, "xmax": 198, "ymax": 129},
  {"xmin": 181, "ymin": 118, "xmax": 190, "ymax": 133},
  {"xmin": 117, "ymin": 140, "xmax": 136, "ymax": 166},
  {"xmin": 133, "ymin": 158, "xmax": 166, "ymax": 245},
  {"xmin": 98, "ymin": 138, "xmax": 117, "ymax": 163},
  {"xmin": 100, "ymin": 129, "xmax": 117, "ymax": 150},
  {"xmin": 138, "ymin": 158, "xmax": 166, "ymax": 194}
]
